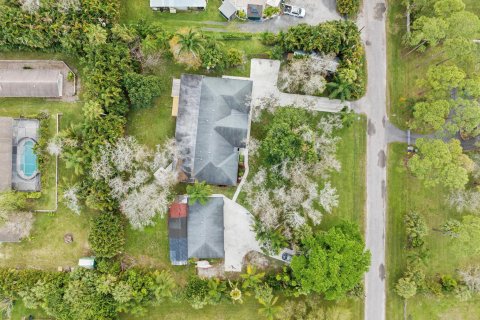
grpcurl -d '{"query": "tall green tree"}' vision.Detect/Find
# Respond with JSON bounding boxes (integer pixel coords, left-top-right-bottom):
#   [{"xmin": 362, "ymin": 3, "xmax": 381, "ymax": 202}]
[
  {"xmin": 447, "ymin": 99, "xmax": 480, "ymax": 138},
  {"xmin": 417, "ymin": 65, "xmax": 466, "ymax": 100},
  {"xmin": 408, "ymin": 138, "xmax": 472, "ymax": 190},
  {"xmin": 124, "ymin": 73, "xmax": 163, "ymax": 109},
  {"xmin": 290, "ymin": 222, "xmax": 371, "ymax": 300},
  {"xmin": 411, "ymin": 100, "xmax": 451, "ymax": 131}
]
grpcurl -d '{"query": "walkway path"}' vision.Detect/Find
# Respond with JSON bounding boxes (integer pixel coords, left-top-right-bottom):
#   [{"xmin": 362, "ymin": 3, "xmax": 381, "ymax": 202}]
[{"xmin": 355, "ymin": 1, "xmax": 388, "ymax": 320}]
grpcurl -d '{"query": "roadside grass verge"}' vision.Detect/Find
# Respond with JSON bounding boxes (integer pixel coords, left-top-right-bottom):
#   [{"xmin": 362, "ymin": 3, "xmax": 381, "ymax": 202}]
[{"xmin": 386, "ymin": 143, "xmax": 480, "ymax": 319}]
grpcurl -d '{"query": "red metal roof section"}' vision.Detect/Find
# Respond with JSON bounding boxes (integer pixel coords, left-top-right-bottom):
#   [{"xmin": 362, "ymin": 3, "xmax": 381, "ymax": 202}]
[{"xmin": 170, "ymin": 203, "xmax": 188, "ymax": 218}]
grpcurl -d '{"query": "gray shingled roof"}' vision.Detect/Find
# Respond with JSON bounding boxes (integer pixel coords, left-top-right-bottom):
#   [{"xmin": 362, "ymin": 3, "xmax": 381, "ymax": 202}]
[
  {"xmin": 169, "ymin": 217, "xmax": 188, "ymax": 265},
  {"xmin": 219, "ymin": 0, "xmax": 237, "ymax": 19},
  {"xmin": 175, "ymin": 74, "xmax": 252, "ymax": 186},
  {"xmin": 0, "ymin": 69, "xmax": 63, "ymax": 97},
  {"xmin": 0, "ymin": 117, "xmax": 13, "ymax": 192},
  {"xmin": 187, "ymin": 197, "xmax": 225, "ymax": 259}
]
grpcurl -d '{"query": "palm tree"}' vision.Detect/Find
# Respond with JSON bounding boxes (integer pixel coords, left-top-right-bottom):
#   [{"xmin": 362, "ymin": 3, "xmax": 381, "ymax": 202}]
[
  {"xmin": 326, "ymin": 79, "xmax": 353, "ymax": 102},
  {"xmin": 258, "ymin": 295, "xmax": 283, "ymax": 320},
  {"xmin": 176, "ymin": 29, "xmax": 204, "ymax": 57},
  {"xmin": 187, "ymin": 181, "xmax": 212, "ymax": 205},
  {"xmin": 62, "ymin": 149, "xmax": 85, "ymax": 176}
]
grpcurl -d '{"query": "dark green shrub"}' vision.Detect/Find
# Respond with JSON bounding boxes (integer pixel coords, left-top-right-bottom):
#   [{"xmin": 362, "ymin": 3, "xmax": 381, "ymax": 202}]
[
  {"xmin": 89, "ymin": 213, "xmax": 125, "ymax": 258},
  {"xmin": 124, "ymin": 73, "xmax": 163, "ymax": 109},
  {"xmin": 336, "ymin": 0, "xmax": 360, "ymax": 17}
]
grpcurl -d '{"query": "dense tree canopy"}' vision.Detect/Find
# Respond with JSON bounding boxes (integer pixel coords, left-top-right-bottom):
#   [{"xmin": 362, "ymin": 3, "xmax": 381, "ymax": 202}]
[
  {"xmin": 408, "ymin": 138, "xmax": 472, "ymax": 190},
  {"xmin": 290, "ymin": 222, "xmax": 371, "ymax": 300},
  {"xmin": 124, "ymin": 73, "xmax": 163, "ymax": 109},
  {"xmin": 411, "ymin": 100, "xmax": 451, "ymax": 131}
]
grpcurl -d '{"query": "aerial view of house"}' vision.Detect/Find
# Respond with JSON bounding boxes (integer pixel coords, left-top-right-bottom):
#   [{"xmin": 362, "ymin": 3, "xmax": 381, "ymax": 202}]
[{"xmin": 0, "ymin": 0, "xmax": 479, "ymax": 319}]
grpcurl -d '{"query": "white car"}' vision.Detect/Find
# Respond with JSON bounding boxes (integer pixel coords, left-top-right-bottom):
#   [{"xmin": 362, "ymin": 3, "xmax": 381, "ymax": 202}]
[{"xmin": 283, "ymin": 4, "xmax": 306, "ymax": 18}]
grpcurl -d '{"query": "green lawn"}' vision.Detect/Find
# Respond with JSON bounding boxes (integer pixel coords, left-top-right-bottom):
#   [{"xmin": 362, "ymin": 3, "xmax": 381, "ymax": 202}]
[
  {"xmin": 386, "ymin": 143, "xmax": 480, "ymax": 320},
  {"xmin": 387, "ymin": 0, "xmax": 480, "ymax": 130},
  {"xmin": 323, "ymin": 115, "xmax": 366, "ymax": 230}
]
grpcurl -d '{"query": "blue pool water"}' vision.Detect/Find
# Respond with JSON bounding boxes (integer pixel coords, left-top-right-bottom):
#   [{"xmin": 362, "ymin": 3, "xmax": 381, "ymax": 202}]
[{"xmin": 21, "ymin": 140, "xmax": 38, "ymax": 177}]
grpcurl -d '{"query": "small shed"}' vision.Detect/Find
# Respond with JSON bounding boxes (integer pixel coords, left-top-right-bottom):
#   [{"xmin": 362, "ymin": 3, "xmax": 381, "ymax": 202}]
[
  {"xmin": 171, "ymin": 78, "xmax": 181, "ymax": 117},
  {"xmin": 78, "ymin": 257, "xmax": 96, "ymax": 269},
  {"xmin": 219, "ymin": 0, "xmax": 237, "ymax": 20},
  {"xmin": 247, "ymin": 4, "xmax": 262, "ymax": 20}
]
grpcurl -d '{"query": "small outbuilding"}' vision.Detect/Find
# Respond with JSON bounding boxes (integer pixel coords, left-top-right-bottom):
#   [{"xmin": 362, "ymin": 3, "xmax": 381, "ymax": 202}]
[
  {"xmin": 78, "ymin": 257, "xmax": 96, "ymax": 269},
  {"xmin": 247, "ymin": 4, "xmax": 263, "ymax": 20},
  {"xmin": 0, "ymin": 69, "xmax": 63, "ymax": 98},
  {"xmin": 219, "ymin": 0, "xmax": 237, "ymax": 20}
]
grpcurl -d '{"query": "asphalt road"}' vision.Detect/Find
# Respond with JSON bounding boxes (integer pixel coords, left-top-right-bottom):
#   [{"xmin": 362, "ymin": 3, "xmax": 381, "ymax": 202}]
[{"xmin": 354, "ymin": 1, "xmax": 388, "ymax": 320}]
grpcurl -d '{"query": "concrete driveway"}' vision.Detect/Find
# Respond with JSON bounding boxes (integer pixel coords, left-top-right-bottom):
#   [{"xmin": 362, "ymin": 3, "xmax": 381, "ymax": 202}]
[
  {"xmin": 249, "ymin": 59, "xmax": 349, "ymax": 112},
  {"xmin": 237, "ymin": 0, "xmax": 342, "ymax": 33},
  {"xmin": 223, "ymin": 196, "xmax": 261, "ymax": 272}
]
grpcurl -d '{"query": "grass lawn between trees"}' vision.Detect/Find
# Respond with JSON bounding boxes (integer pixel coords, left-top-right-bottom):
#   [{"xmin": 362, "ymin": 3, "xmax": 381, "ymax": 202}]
[
  {"xmin": 387, "ymin": 0, "xmax": 480, "ymax": 130},
  {"xmin": 386, "ymin": 144, "xmax": 480, "ymax": 319}
]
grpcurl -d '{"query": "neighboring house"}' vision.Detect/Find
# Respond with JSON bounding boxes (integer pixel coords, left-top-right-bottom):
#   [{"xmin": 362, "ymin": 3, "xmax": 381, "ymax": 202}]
[
  {"xmin": 0, "ymin": 69, "xmax": 62, "ymax": 98},
  {"xmin": 174, "ymin": 74, "xmax": 252, "ymax": 186},
  {"xmin": 150, "ymin": 0, "xmax": 207, "ymax": 11},
  {"xmin": 219, "ymin": 0, "xmax": 281, "ymax": 20},
  {"xmin": 0, "ymin": 60, "xmax": 76, "ymax": 98},
  {"xmin": 0, "ymin": 117, "xmax": 41, "ymax": 192},
  {"xmin": 168, "ymin": 197, "xmax": 224, "ymax": 265}
]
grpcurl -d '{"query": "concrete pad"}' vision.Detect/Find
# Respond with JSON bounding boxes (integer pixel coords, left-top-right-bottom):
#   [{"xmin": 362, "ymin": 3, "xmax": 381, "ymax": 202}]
[
  {"xmin": 223, "ymin": 196, "xmax": 261, "ymax": 272},
  {"xmin": 249, "ymin": 59, "xmax": 349, "ymax": 113},
  {"xmin": 0, "ymin": 117, "xmax": 13, "ymax": 192}
]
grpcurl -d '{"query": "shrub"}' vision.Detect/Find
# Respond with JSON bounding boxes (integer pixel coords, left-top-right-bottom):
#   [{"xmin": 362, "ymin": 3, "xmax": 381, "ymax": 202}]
[
  {"xmin": 89, "ymin": 213, "xmax": 125, "ymax": 258},
  {"xmin": 404, "ymin": 212, "xmax": 428, "ymax": 248},
  {"xmin": 260, "ymin": 32, "xmax": 279, "ymax": 46},
  {"xmin": 336, "ymin": 0, "xmax": 360, "ymax": 17},
  {"xmin": 0, "ymin": 191, "xmax": 28, "ymax": 212},
  {"xmin": 263, "ymin": 6, "xmax": 280, "ymax": 18},
  {"xmin": 124, "ymin": 73, "xmax": 163, "ymax": 109},
  {"xmin": 226, "ymin": 48, "xmax": 244, "ymax": 67},
  {"xmin": 441, "ymin": 274, "xmax": 458, "ymax": 292}
]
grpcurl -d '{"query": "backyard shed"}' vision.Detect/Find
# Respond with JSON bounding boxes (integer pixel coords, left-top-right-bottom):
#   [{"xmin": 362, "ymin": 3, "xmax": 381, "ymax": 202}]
[
  {"xmin": 78, "ymin": 257, "xmax": 96, "ymax": 269},
  {"xmin": 247, "ymin": 4, "xmax": 263, "ymax": 20},
  {"xmin": 0, "ymin": 69, "xmax": 63, "ymax": 97},
  {"xmin": 219, "ymin": 0, "xmax": 237, "ymax": 20}
]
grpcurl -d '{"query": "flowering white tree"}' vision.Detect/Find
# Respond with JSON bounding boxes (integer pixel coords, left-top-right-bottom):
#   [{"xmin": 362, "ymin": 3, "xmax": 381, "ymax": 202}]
[
  {"xmin": 459, "ymin": 265, "xmax": 480, "ymax": 293},
  {"xmin": 63, "ymin": 186, "xmax": 81, "ymax": 215},
  {"xmin": 91, "ymin": 137, "xmax": 178, "ymax": 229},
  {"xmin": 244, "ymin": 110, "xmax": 343, "ymax": 243},
  {"xmin": 46, "ymin": 137, "xmax": 64, "ymax": 156}
]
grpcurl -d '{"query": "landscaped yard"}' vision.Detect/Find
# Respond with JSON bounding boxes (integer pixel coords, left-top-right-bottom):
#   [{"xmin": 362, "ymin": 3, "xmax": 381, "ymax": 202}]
[{"xmin": 386, "ymin": 143, "xmax": 480, "ymax": 319}]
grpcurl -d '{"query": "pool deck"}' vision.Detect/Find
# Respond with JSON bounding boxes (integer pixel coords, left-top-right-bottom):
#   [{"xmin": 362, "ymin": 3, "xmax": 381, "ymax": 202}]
[
  {"xmin": 12, "ymin": 119, "xmax": 40, "ymax": 192},
  {"xmin": 0, "ymin": 117, "xmax": 13, "ymax": 192}
]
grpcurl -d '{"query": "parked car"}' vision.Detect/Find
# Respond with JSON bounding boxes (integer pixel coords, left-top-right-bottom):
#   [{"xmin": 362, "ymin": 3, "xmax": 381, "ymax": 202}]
[
  {"xmin": 281, "ymin": 248, "xmax": 296, "ymax": 263},
  {"xmin": 283, "ymin": 4, "xmax": 305, "ymax": 18}
]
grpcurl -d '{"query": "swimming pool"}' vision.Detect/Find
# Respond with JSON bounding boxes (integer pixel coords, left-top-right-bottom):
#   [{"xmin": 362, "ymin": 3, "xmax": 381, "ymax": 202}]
[{"xmin": 20, "ymin": 139, "xmax": 38, "ymax": 178}]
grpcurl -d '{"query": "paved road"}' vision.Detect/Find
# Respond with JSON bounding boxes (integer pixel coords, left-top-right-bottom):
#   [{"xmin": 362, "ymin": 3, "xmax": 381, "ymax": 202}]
[{"xmin": 354, "ymin": 1, "xmax": 388, "ymax": 320}]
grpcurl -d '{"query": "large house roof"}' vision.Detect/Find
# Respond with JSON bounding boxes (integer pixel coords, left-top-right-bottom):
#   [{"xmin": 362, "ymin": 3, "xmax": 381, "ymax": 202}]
[
  {"xmin": 0, "ymin": 117, "xmax": 13, "ymax": 192},
  {"xmin": 175, "ymin": 74, "xmax": 252, "ymax": 186},
  {"xmin": 187, "ymin": 197, "xmax": 225, "ymax": 259},
  {"xmin": 0, "ymin": 69, "xmax": 63, "ymax": 97}
]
